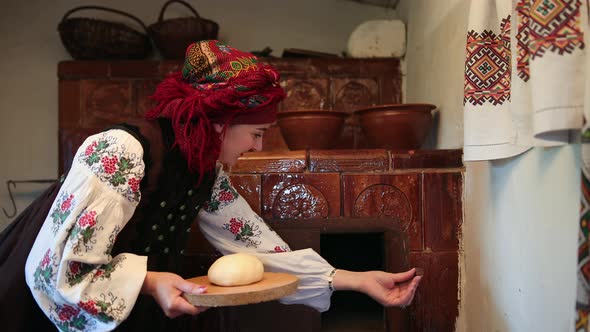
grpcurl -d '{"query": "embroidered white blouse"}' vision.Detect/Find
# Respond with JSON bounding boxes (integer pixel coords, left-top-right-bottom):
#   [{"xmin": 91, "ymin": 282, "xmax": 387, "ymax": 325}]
[{"xmin": 24, "ymin": 129, "xmax": 335, "ymax": 332}]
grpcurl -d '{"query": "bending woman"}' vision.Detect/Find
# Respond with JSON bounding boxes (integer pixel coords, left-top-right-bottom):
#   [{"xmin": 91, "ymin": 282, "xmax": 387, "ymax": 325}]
[{"xmin": 8, "ymin": 40, "xmax": 421, "ymax": 331}]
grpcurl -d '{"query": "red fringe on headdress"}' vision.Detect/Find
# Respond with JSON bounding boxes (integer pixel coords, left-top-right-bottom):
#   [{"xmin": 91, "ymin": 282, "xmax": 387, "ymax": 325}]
[{"xmin": 145, "ymin": 67, "xmax": 285, "ymax": 181}]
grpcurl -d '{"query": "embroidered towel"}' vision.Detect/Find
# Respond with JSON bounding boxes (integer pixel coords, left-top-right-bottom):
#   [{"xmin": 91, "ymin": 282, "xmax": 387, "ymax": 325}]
[{"xmin": 463, "ymin": 0, "xmax": 586, "ymax": 161}]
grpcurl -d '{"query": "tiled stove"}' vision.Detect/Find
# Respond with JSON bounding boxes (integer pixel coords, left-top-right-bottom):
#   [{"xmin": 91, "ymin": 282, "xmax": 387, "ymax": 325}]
[{"xmin": 185, "ymin": 149, "xmax": 463, "ymax": 331}]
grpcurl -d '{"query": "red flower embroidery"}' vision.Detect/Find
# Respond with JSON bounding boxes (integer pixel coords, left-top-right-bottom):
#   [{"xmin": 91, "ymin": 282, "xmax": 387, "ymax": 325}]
[
  {"xmin": 85, "ymin": 141, "xmax": 98, "ymax": 156},
  {"xmin": 101, "ymin": 156, "xmax": 119, "ymax": 174},
  {"xmin": 218, "ymin": 191, "xmax": 235, "ymax": 202},
  {"xmin": 41, "ymin": 249, "xmax": 51, "ymax": 267},
  {"xmin": 128, "ymin": 177, "xmax": 140, "ymax": 193},
  {"xmin": 58, "ymin": 304, "xmax": 80, "ymax": 321},
  {"xmin": 228, "ymin": 218, "xmax": 243, "ymax": 234},
  {"xmin": 79, "ymin": 300, "xmax": 99, "ymax": 315},
  {"xmin": 61, "ymin": 194, "xmax": 74, "ymax": 211},
  {"xmin": 69, "ymin": 261, "xmax": 81, "ymax": 274},
  {"xmin": 78, "ymin": 211, "xmax": 97, "ymax": 227},
  {"xmin": 274, "ymin": 246, "xmax": 286, "ymax": 252}
]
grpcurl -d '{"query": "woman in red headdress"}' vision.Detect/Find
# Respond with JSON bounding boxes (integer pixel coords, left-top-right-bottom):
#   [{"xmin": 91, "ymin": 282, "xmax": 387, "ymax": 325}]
[{"xmin": 1, "ymin": 40, "xmax": 421, "ymax": 331}]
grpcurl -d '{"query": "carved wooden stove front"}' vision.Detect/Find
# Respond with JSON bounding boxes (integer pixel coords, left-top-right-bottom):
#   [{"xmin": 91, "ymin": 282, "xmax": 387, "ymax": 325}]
[{"xmin": 209, "ymin": 150, "xmax": 463, "ymax": 332}]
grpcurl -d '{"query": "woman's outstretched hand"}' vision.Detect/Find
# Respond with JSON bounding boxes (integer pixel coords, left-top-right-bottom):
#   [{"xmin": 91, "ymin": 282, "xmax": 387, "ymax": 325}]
[
  {"xmin": 141, "ymin": 271, "xmax": 209, "ymax": 318},
  {"xmin": 332, "ymin": 268, "xmax": 422, "ymax": 307}
]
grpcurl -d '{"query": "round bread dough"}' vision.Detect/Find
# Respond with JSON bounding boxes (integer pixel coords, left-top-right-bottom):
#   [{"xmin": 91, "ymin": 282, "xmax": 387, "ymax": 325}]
[{"xmin": 208, "ymin": 253, "xmax": 264, "ymax": 286}]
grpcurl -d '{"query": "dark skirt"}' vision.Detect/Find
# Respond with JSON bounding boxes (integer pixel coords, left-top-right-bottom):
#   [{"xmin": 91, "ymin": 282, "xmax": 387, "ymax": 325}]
[{"xmin": 0, "ymin": 181, "xmax": 62, "ymax": 331}]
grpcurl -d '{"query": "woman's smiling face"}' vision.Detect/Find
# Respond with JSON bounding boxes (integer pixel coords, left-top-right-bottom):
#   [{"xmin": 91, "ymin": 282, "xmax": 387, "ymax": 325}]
[{"xmin": 215, "ymin": 123, "xmax": 272, "ymax": 165}]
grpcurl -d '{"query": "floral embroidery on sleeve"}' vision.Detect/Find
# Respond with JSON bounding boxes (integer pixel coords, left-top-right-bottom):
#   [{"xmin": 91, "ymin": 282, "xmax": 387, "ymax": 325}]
[
  {"xmin": 68, "ymin": 209, "xmax": 103, "ymax": 255},
  {"xmin": 50, "ymin": 193, "xmax": 75, "ymax": 234},
  {"xmin": 272, "ymin": 245, "xmax": 291, "ymax": 253},
  {"xmin": 50, "ymin": 303, "xmax": 95, "ymax": 331},
  {"xmin": 33, "ymin": 248, "xmax": 59, "ymax": 295},
  {"xmin": 66, "ymin": 257, "xmax": 127, "ymax": 286},
  {"xmin": 104, "ymin": 225, "xmax": 121, "ymax": 256},
  {"xmin": 48, "ymin": 293, "xmax": 127, "ymax": 330},
  {"xmin": 79, "ymin": 292, "xmax": 127, "ymax": 324},
  {"xmin": 223, "ymin": 217, "xmax": 261, "ymax": 248},
  {"xmin": 77, "ymin": 133, "xmax": 144, "ymax": 203},
  {"xmin": 66, "ymin": 262, "xmax": 94, "ymax": 286},
  {"xmin": 205, "ymin": 176, "xmax": 238, "ymax": 212}
]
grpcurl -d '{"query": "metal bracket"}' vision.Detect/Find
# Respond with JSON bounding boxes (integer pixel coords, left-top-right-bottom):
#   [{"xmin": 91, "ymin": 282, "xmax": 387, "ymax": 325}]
[{"xmin": 2, "ymin": 179, "xmax": 57, "ymax": 218}]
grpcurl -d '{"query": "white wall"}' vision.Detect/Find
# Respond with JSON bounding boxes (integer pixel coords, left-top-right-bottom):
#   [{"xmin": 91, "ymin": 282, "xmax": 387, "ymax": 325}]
[
  {"xmin": 398, "ymin": 0, "xmax": 467, "ymax": 149},
  {"xmin": 463, "ymin": 147, "xmax": 579, "ymax": 332},
  {"xmin": 399, "ymin": 0, "xmax": 580, "ymax": 331},
  {"xmin": 0, "ymin": 0, "xmax": 399, "ymax": 230}
]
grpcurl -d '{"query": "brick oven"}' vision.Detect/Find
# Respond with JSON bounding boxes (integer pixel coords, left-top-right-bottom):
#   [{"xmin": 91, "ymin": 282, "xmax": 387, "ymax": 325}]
[{"xmin": 58, "ymin": 59, "xmax": 463, "ymax": 331}]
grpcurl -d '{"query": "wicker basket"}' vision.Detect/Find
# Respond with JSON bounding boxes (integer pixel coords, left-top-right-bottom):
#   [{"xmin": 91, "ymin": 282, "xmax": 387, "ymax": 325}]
[
  {"xmin": 148, "ymin": 0, "xmax": 219, "ymax": 59},
  {"xmin": 58, "ymin": 6, "xmax": 152, "ymax": 60}
]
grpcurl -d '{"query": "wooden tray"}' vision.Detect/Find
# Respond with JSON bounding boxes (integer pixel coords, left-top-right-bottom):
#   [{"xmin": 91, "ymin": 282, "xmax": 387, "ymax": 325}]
[{"xmin": 183, "ymin": 272, "xmax": 298, "ymax": 307}]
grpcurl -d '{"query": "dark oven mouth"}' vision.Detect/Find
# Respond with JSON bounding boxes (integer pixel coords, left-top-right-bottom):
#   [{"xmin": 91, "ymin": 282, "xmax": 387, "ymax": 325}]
[
  {"xmin": 321, "ymin": 232, "xmax": 386, "ymax": 332},
  {"xmin": 267, "ymin": 217, "xmax": 411, "ymax": 332}
]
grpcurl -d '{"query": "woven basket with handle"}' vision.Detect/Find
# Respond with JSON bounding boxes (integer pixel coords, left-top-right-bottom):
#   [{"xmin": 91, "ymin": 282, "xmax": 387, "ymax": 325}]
[
  {"xmin": 148, "ymin": 0, "xmax": 219, "ymax": 59},
  {"xmin": 58, "ymin": 6, "xmax": 152, "ymax": 60}
]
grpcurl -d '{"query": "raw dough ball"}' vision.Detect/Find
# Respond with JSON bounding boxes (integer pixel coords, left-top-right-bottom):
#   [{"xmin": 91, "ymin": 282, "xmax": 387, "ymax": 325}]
[{"xmin": 208, "ymin": 253, "xmax": 264, "ymax": 286}]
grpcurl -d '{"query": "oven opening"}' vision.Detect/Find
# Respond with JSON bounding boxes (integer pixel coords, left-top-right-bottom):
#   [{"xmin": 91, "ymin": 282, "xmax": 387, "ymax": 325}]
[{"xmin": 320, "ymin": 232, "xmax": 386, "ymax": 332}]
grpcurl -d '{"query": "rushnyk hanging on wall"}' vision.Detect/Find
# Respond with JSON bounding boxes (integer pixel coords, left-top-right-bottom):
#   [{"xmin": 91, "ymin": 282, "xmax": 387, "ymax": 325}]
[{"xmin": 462, "ymin": 0, "xmax": 587, "ymax": 161}]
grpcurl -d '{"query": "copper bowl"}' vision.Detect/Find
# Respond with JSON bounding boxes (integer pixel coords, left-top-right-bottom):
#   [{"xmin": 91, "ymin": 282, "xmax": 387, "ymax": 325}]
[
  {"xmin": 277, "ymin": 110, "xmax": 349, "ymax": 150},
  {"xmin": 355, "ymin": 104, "xmax": 436, "ymax": 149}
]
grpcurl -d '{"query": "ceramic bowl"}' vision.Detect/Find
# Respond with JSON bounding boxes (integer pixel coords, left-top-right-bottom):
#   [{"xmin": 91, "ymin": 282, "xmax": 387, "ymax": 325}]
[
  {"xmin": 277, "ymin": 110, "xmax": 349, "ymax": 150},
  {"xmin": 355, "ymin": 104, "xmax": 436, "ymax": 149}
]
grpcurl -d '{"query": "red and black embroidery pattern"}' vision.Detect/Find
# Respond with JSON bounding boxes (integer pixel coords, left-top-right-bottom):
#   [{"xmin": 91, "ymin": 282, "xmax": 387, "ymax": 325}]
[
  {"xmin": 464, "ymin": 16, "xmax": 512, "ymax": 106},
  {"xmin": 578, "ymin": 161, "xmax": 590, "ymax": 330},
  {"xmin": 528, "ymin": 0, "xmax": 585, "ymax": 57},
  {"xmin": 516, "ymin": 0, "xmax": 585, "ymax": 82},
  {"xmin": 516, "ymin": 0, "xmax": 532, "ymax": 81}
]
